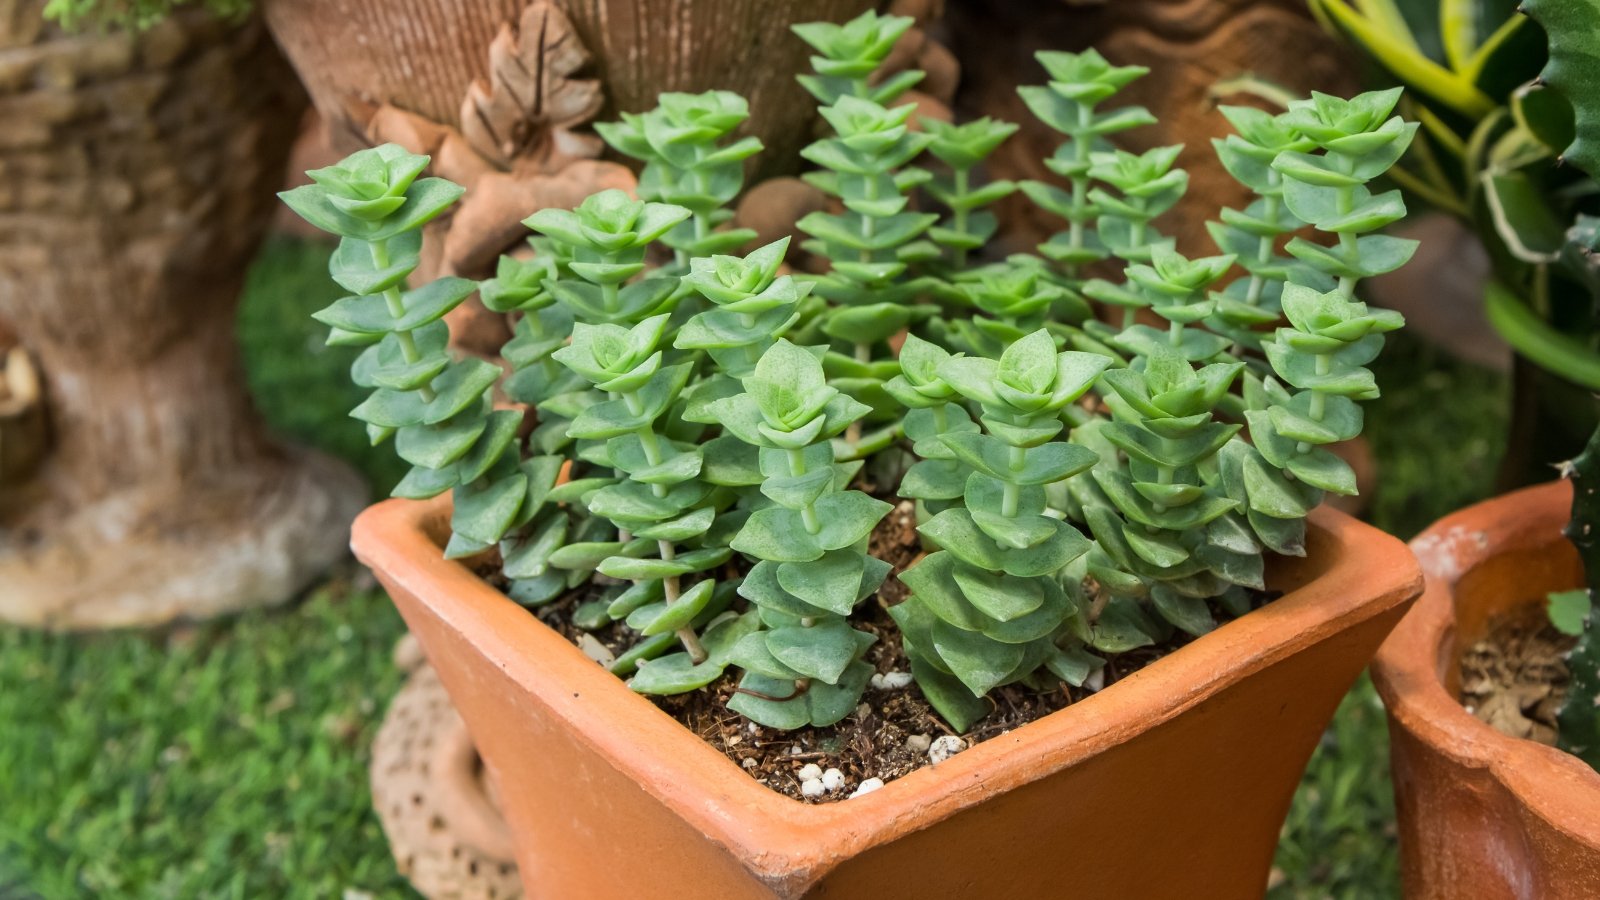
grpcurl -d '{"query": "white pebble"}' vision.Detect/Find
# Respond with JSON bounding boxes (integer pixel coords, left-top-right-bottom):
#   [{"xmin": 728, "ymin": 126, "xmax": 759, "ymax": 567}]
[
  {"xmin": 821, "ymin": 768, "xmax": 846, "ymax": 792},
  {"xmin": 904, "ymin": 733, "xmax": 932, "ymax": 753},
  {"xmin": 1084, "ymin": 669, "xmax": 1106, "ymax": 692},
  {"xmin": 870, "ymin": 671, "xmax": 915, "ymax": 690},
  {"xmin": 928, "ymin": 735, "xmax": 968, "ymax": 764},
  {"xmin": 789, "ymin": 745, "xmax": 807, "ymax": 756},
  {"xmin": 576, "ymin": 633, "xmax": 615, "ymax": 668},
  {"xmin": 797, "ymin": 762, "xmax": 823, "ymax": 782},
  {"xmin": 800, "ymin": 778, "xmax": 826, "ymax": 799},
  {"xmin": 849, "ymin": 777, "xmax": 885, "ymax": 798},
  {"xmin": 742, "ymin": 757, "xmax": 758, "ymax": 769}
]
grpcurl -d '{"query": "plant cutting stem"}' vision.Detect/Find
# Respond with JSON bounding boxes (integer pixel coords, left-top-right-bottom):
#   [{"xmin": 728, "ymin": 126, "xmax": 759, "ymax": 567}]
[
  {"xmin": 623, "ymin": 389, "xmax": 705, "ymax": 662},
  {"xmin": 1335, "ymin": 182, "xmax": 1359, "ymax": 299},
  {"xmin": 952, "ymin": 168, "xmax": 971, "ymax": 269},
  {"xmin": 1002, "ymin": 444, "xmax": 1025, "ymax": 517},
  {"xmin": 1064, "ymin": 103, "xmax": 1094, "ymax": 278},
  {"xmin": 788, "ymin": 448, "xmax": 824, "ymax": 534},
  {"xmin": 370, "ymin": 238, "xmax": 436, "ymax": 403},
  {"xmin": 1243, "ymin": 183, "xmax": 1280, "ymax": 308}
]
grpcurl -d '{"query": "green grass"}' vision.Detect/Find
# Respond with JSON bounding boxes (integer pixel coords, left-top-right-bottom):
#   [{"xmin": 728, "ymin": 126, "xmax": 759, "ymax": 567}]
[
  {"xmin": 0, "ymin": 236, "xmax": 1511, "ymax": 898},
  {"xmin": 0, "ymin": 583, "xmax": 413, "ymax": 898}
]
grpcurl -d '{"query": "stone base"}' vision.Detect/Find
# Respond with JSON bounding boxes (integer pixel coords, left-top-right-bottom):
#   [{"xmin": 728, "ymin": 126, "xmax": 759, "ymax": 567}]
[{"xmin": 0, "ymin": 448, "xmax": 366, "ymax": 629}]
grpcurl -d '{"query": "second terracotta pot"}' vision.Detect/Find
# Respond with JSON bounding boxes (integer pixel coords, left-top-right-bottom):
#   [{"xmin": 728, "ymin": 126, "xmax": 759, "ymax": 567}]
[
  {"xmin": 355, "ymin": 495, "xmax": 1419, "ymax": 899},
  {"xmin": 1372, "ymin": 480, "xmax": 1600, "ymax": 899}
]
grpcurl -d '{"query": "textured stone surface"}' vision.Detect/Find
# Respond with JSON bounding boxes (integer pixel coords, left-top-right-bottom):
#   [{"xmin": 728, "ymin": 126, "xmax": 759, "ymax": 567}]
[{"xmin": 0, "ymin": 7, "xmax": 366, "ymax": 628}]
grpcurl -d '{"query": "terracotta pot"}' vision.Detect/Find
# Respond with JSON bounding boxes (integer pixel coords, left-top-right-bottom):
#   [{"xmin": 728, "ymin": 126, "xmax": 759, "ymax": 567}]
[
  {"xmin": 1372, "ymin": 480, "xmax": 1600, "ymax": 899},
  {"xmin": 259, "ymin": 0, "xmax": 873, "ymax": 177},
  {"xmin": 353, "ymin": 495, "xmax": 1419, "ymax": 899}
]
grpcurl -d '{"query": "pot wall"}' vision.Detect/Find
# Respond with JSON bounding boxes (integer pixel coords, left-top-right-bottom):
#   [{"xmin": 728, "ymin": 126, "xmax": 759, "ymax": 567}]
[
  {"xmin": 259, "ymin": 0, "xmax": 873, "ymax": 177},
  {"xmin": 1373, "ymin": 480, "xmax": 1600, "ymax": 900},
  {"xmin": 356, "ymin": 496, "xmax": 1419, "ymax": 899}
]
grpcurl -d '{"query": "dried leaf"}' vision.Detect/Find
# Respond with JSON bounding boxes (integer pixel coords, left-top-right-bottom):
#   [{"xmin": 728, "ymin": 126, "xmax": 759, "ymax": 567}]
[{"xmin": 460, "ymin": 1, "xmax": 605, "ymax": 172}]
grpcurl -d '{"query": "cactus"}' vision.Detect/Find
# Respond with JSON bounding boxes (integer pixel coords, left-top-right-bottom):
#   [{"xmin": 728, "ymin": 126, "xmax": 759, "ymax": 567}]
[{"xmin": 1560, "ymin": 409, "xmax": 1600, "ymax": 769}]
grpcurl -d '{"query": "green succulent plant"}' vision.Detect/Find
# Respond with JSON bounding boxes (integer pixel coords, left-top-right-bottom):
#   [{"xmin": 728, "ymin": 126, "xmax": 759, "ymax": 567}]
[
  {"xmin": 795, "ymin": 92, "xmax": 937, "ymax": 457},
  {"xmin": 1273, "ymin": 89, "xmax": 1420, "ymax": 299},
  {"xmin": 792, "ymin": 10, "xmax": 922, "ymax": 107},
  {"xmin": 1084, "ymin": 248, "xmax": 1237, "ymax": 360},
  {"xmin": 922, "ymin": 117, "xmax": 1020, "ymax": 270},
  {"xmin": 1017, "ymin": 50, "xmax": 1158, "ymax": 275},
  {"xmin": 709, "ymin": 340, "xmax": 892, "ymax": 728},
  {"xmin": 944, "ymin": 261, "xmax": 1077, "ymax": 359},
  {"xmin": 1205, "ymin": 105, "xmax": 1320, "ymax": 351},
  {"xmin": 281, "ymin": 145, "xmax": 574, "ymax": 580},
  {"xmin": 596, "ymin": 91, "xmax": 763, "ymax": 265},
  {"xmin": 884, "ymin": 334, "xmax": 978, "ymax": 517},
  {"xmin": 1086, "ymin": 145, "xmax": 1189, "ymax": 265},
  {"xmin": 892, "ymin": 331, "xmax": 1109, "ymax": 730},
  {"xmin": 288, "ymin": 12, "xmax": 1415, "ymax": 744}
]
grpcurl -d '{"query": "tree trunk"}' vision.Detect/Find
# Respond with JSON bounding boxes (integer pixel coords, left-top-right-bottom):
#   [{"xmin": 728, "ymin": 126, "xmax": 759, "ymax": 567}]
[
  {"xmin": 0, "ymin": 7, "xmax": 367, "ymax": 628},
  {"xmin": 261, "ymin": 0, "xmax": 876, "ymax": 181},
  {"xmin": 948, "ymin": 0, "xmax": 1358, "ymax": 258}
]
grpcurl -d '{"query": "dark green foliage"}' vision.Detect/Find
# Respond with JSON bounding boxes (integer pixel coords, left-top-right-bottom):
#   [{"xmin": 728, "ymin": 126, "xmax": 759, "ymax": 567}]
[
  {"xmin": 43, "ymin": 0, "xmax": 249, "ymax": 30},
  {"xmin": 0, "ymin": 586, "xmax": 414, "ymax": 898},
  {"xmin": 1560, "ymin": 426, "xmax": 1600, "ymax": 768}
]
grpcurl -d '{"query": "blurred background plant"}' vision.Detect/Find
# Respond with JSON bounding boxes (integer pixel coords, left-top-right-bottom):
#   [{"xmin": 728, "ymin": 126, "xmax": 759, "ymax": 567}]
[{"xmin": 1306, "ymin": 0, "xmax": 1600, "ymax": 485}]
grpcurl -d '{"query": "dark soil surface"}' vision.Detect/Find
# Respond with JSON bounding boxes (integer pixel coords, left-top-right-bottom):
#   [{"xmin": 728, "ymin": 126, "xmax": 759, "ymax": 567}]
[
  {"xmin": 1459, "ymin": 603, "xmax": 1577, "ymax": 746},
  {"xmin": 517, "ymin": 503, "xmax": 1264, "ymax": 803}
]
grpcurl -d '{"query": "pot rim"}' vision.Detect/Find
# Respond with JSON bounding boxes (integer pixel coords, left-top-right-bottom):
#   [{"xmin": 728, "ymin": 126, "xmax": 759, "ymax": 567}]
[
  {"xmin": 355, "ymin": 496, "xmax": 1420, "ymax": 879},
  {"xmin": 1373, "ymin": 479, "xmax": 1600, "ymax": 844}
]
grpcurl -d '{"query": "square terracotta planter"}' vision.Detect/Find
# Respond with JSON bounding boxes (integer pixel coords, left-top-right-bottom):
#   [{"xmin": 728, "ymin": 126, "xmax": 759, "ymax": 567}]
[
  {"xmin": 354, "ymin": 495, "xmax": 1421, "ymax": 899},
  {"xmin": 1372, "ymin": 480, "xmax": 1600, "ymax": 899}
]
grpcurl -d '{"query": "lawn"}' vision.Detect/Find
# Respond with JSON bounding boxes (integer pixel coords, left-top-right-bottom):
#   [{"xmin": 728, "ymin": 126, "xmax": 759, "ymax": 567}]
[{"xmin": 0, "ymin": 236, "xmax": 1509, "ymax": 898}]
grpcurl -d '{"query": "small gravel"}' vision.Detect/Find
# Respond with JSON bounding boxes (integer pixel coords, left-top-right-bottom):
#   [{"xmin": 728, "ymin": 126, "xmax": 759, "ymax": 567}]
[
  {"xmin": 928, "ymin": 735, "xmax": 967, "ymax": 764},
  {"xmin": 821, "ymin": 768, "xmax": 846, "ymax": 792},
  {"xmin": 850, "ymin": 777, "xmax": 885, "ymax": 798}
]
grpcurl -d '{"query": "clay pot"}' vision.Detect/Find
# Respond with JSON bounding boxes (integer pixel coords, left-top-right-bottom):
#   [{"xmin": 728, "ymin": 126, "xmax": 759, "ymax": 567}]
[
  {"xmin": 259, "ymin": 0, "xmax": 874, "ymax": 179},
  {"xmin": 353, "ymin": 494, "xmax": 1419, "ymax": 899},
  {"xmin": 1372, "ymin": 480, "xmax": 1600, "ymax": 899}
]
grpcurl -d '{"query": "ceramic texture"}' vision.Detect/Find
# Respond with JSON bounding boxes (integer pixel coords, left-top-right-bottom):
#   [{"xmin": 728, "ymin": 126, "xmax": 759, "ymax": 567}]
[{"xmin": 1374, "ymin": 480, "xmax": 1600, "ymax": 900}]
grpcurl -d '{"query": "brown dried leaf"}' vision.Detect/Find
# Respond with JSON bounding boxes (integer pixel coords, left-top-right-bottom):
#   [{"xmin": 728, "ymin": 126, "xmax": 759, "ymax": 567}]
[{"xmin": 460, "ymin": 2, "xmax": 605, "ymax": 172}]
